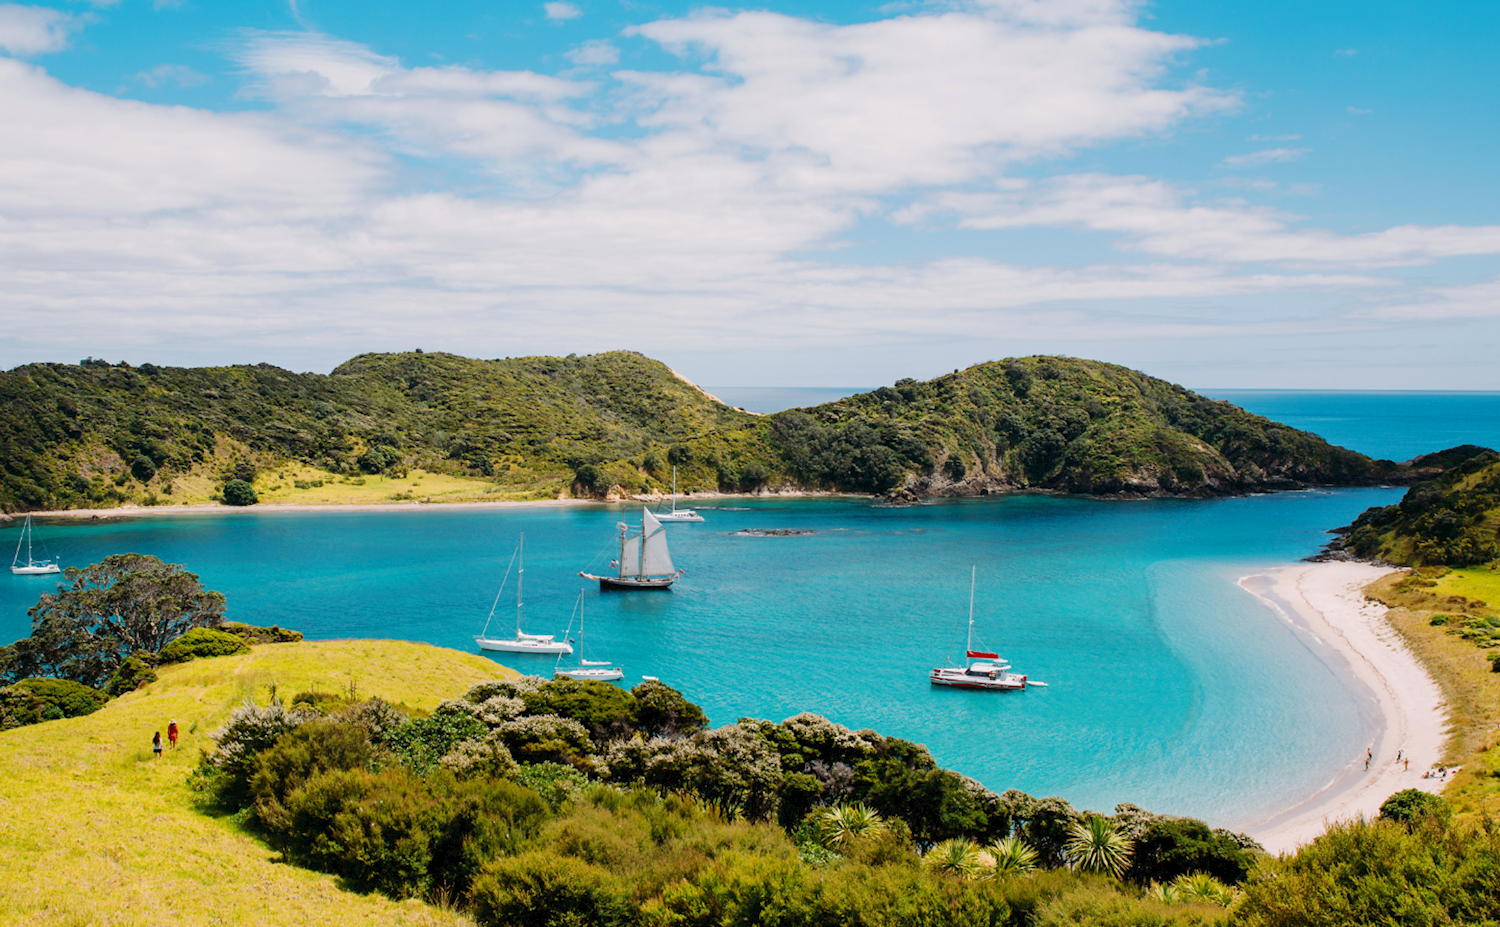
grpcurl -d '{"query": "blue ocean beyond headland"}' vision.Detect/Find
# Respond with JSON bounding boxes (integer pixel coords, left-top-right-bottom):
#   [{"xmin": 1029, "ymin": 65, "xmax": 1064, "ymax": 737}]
[{"xmin": 2, "ymin": 391, "xmax": 1496, "ymax": 828}]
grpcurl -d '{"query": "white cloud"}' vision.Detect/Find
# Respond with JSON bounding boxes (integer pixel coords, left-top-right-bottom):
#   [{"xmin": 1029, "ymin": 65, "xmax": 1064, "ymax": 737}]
[
  {"xmin": 0, "ymin": 3, "xmax": 77, "ymax": 55},
  {"xmin": 627, "ymin": 8, "xmax": 1236, "ymax": 193},
  {"xmin": 1347, "ymin": 106, "xmax": 1372, "ymax": 114},
  {"xmin": 566, "ymin": 39, "xmax": 617, "ymax": 67},
  {"xmin": 1220, "ymin": 147, "xmax": 1309, "ymax": 168},
  {"xmin": 544, "ymin": 2, "xmax": 582, "ymax": 21},
  {"xmin": 135, "ymin": 63, "xmax": 209, "ymax": 88},
  {"xmin": 0, "ymin": 1, "xmax": 1496, "ymax": 381},
  {"xmin": 1361, "ymin": 277, "xmax": 1500, "ymax": 319},
  {"xmin": 915, "ymin": 173, "xmax": 1500, "ymax": 266}
]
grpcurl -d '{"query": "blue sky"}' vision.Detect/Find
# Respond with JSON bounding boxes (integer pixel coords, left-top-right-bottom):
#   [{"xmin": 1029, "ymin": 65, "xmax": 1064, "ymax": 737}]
[{"xmin": 0, "ymin": 0, "xmax": 1496, "ymax": 389}]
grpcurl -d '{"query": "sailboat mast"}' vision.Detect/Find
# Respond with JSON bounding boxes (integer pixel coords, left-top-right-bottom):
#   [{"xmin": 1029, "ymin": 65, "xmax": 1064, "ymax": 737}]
[
  {"xmin": 14, "ymin": 516, "xmax": 27, "ymax": 568},
  {"xmin": 516, "ymin": 533, "xmax": 524, "ymax": 634},
  {"xmin": 966, "ymin": 566, "xmax": 976, "ymax": 663},
  {"xmin": 638, "ymin": 512, "xmax": 646, "ymax": 577},
  {"xmin": 671, "ymin": 467, "xmax": 678, "ymax": 515}
]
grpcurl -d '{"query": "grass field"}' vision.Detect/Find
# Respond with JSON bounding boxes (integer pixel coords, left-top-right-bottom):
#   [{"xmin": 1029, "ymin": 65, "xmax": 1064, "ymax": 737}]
[
  {"xmin": 1367, "ymin": 570, "xmax": 1500, "ymax": 823},
  {"xmin": 1434, "ymin": 565, "xmax": 1500, "ymax": 611},
  {"xmin": 0, "ymin": 640, "xmax": 515, "ymax": 926}
]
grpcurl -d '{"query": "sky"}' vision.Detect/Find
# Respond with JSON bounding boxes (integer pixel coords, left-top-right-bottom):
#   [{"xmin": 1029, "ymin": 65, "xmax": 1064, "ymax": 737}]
[{"xmin": 0, "ymin": 0, "xmax": 1497, "ymax": 390}]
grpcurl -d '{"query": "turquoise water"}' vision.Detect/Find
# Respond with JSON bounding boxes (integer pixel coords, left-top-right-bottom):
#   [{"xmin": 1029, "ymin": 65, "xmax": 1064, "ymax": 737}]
[
  {"xmin": 1202, "ymin": 390, "xmax": 1500, "ymax": 463},
  {"xmin": 2, "ymin": 488, "xmax": 1401, "ymax": 828}
]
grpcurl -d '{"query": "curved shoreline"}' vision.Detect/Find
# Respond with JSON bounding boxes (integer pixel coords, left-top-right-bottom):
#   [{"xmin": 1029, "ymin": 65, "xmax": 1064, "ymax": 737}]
[{"xmin": 1239, "ymin": 561, "xmax": 1449, "ymax": 854}]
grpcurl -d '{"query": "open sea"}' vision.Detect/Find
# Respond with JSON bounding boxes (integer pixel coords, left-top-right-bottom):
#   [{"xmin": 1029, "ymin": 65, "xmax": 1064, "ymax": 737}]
[{"xmin": 4, "ymin": 392, "xmax": 1498, "ymax": 829}]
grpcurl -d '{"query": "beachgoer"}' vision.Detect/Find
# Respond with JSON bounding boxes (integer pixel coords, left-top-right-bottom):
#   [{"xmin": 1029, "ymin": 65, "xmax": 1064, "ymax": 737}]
[
  {"xmin": 1367, "ymin": 747, "xmax": 1373, "ymax": 761},
  {"xmin": 152, "ymin": 732, "xmax": 162, "ymax": 759},
  {"xmin": 1364, "ymin": 758, "xmax": 1369, "ymax": 771},
  {"xmin": 1397, "ymin": 749, "xmax": 1403, "ymax": 762},
  {"xmin": 168, "ymin": 720, "xmax": 179, "ymax": 748},
  {"xmin": 1404, "ymin": 758, "xmax": 1409, "ymax": 771}
]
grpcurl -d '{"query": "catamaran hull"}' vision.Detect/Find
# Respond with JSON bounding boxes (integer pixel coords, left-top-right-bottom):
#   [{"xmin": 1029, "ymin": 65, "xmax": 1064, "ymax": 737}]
[
  {"xmin": 11, "ymin": 564, "xmax": 60, "ymax": 576},
  {"xmin": 474, "ymin": 636, "xmax": 573, "ymax": 654},
  {"xmin": 929, "ymin": 669, "xmax": 1027, "ymax": 691}
]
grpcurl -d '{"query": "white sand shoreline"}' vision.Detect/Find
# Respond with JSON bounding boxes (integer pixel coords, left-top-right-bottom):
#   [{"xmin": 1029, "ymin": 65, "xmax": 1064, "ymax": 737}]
[{"xmin": 1238, "ymin": 561, "xmax": 1450, "ymax": 854}]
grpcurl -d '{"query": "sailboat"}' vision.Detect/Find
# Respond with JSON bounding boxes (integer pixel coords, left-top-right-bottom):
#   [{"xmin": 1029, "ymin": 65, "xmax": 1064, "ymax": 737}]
[
  {"xmin": 474, "ymin": 534, "xmax": 574, "ymax": 654},
  {"xmin": 11, "ymin": 514, "xmax": 60, "ymax": 576},
  {"xmin": 654, "ymin": 467, "xmax": 704, "ymax": 522},
  {"xmin": 929, "ymin": 567, "xmax": 1041, "ymax": 691},
  {"xmin": 554, "ymin": 591, "xmax": 623, "ymax": 681},
  {"xmin": 580, "ymin": 508, "xmax": 682, "ymax": 590}
]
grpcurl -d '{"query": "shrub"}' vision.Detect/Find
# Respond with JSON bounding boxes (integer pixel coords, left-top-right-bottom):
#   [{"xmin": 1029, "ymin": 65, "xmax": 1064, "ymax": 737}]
[
  {"xmin": 1129, "ymin": 818, "xmax": 1255, "ymax": 886},
  {"xmin": 221, "ymin": 622, "xmax": 303, "ymax": 644},
  {"xmin": 384, "ymin": 705, "xmax": 488, "ymax": 774},
  {"xmin": 1034, "ymin": 882, "xmax": 1228, "ymax": 927},
  {"xmin": 13, "ymin": 678, "xmax": 108, "ymax": 718},
  {"xmin": 158, "ymin": 628, "xmax": 251, "ymax": 663},
  {"xmin": 203, "ymin": 700, "xmax": 318, "ymax": 809},
  {"xmin": 1065, "ymin": 816, "xmax": 1133, "ymax": 878},
  {"xmin": 103, "ymin": 654, "xmax": 158, "ymax": 696},
  {"xmin": 470, "ymin": 852, "xmax": 634, "ymax": 927},
  {"xmin": 493, "ymin": 714, "xmax": 594, "ymax": 768},
  {"xmin": 631, "ymin": 679, "xmax": 709, "ymax": 737},
  {"xmin": 130, "ymin": 453, "xmax": 157, "ymax": 481},
  {"xmin": 525, "ymin": 678, "xmax": 638, "ymax": 743},
  {"xmin": 221, "ymin": 479, "xmax": 258, "ymax": 506},
  {"xmin": 253, "ymin": 719, "xmax": 378, "ymax": 835},
  {"xmin": 1377, "ymin": 788, "xmax": 1452, "ymax": 827}
]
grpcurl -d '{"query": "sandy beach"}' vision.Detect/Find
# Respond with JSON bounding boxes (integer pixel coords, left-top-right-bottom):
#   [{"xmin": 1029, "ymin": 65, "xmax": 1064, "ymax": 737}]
[{"xmin": 1239, "ymin": 561, "xmax": 1450, "ymax": 854}]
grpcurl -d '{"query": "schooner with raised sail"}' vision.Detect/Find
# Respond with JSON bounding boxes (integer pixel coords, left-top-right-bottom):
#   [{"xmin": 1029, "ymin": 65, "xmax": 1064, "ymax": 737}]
[{"xmin": 580, "ymin": 508, "xmax": 682, "ymax": 590}]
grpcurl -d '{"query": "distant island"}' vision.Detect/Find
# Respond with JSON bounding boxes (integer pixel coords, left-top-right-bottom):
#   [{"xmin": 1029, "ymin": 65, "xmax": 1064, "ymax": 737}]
[{"xmin": 0, "ymin": 351, "xmax": 1442, "ymax": 513}]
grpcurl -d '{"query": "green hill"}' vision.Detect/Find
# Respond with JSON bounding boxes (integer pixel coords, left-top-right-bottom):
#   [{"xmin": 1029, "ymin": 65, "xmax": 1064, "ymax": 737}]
[
  {"xmin": 1332, "ymin": 447, "xmax": 1500, "ymax": 566},
  {"xmin": 0, "ymin": 351, "xmax": 1414, "ymax": 513}
]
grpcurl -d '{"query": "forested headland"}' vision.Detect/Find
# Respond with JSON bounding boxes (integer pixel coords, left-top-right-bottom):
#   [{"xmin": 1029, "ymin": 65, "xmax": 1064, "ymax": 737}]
[{"xmin": 0, "ymin": 351, "xmax": 1434, "ymax": 513}]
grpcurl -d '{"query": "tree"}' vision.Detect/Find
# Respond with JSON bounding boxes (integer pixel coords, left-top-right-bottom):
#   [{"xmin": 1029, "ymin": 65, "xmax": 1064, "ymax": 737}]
[
  {"xmin": 0, "ymin": 554, "xmax": 226, "ymax": 688},
  {"xmin": 222, "ymin": 479, "xmax": 258, "ymax": 506},
  {"xmin": 1378, "ymin": 789, "xmax": 1452, "ymax": 827}
]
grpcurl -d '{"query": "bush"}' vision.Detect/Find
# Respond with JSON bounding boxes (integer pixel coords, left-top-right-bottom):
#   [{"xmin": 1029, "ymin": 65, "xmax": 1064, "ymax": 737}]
[
  {"xmin": 631, "ymin": 679, "xmax": 709, "ymax": 738},
  {"xmin": 158, "ymin": 628, "xmax": 251, "ymax": 663},
  {"xmin": 221, "ymin": 622, "xmax": 303, "ymax": 644},
  {"xmin": 471, "ymin": 851, "xmax": 635, "ymax": 927},
  {"xmin": 13, "ymin": 678, "xmax": 108, "ymax": 718},
  {"xmin": 202, "ymin": 700, "xmax": 318, "ymax": 809},
  {"xmin": 525, "ymin": 678, "xmax": 638, "ymax": 743},
  {"xmin": 384, "ymin": 706, "xmax": 488, "ymax": 774},
  {"xmin": 130, "ymin": 453, "xmax": 157, "ymax": 481},
  {"xmin": 1377, "ymin": 788, "xmax": 1451, "ymax": 827},
  {"xmin": 221, "ymin": 479, "xmax": 258, "ymax": 506},
  {"xmin": 1129, "ymin": 818, "xmax": 1255, "ymax": 886},
  {"xmin": 103, "ymin": 654, "xmax": 159, "ymax": 696}
]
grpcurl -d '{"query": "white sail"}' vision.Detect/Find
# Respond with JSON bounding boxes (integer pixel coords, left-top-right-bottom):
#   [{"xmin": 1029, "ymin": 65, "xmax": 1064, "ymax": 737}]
[
  {"xmin": 619, "ymin": 536, "xmax": 642, "ymax": 578},
  {"xmin": 640, "ymin": 509, "xmax": 675, "ymax": 575}
]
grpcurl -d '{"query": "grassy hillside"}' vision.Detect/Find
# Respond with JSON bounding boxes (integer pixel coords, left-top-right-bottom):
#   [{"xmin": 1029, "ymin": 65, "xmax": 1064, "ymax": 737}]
[
  {"xmin": 0, "ymin": 351, "xmax": 1411, "ymax": 513},
  {"xmin": 0, "ymin": 639, "xmax": 510, "ymax": 926}
]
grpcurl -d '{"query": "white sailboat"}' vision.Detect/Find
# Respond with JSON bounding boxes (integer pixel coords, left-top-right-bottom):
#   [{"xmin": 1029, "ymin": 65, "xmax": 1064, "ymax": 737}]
[
  {"xmin": 654, "ymin": 467, "xmax": 704, "ymax": 522},
  {"xmin": 580, "ymin": 508, "xmax": 682, "ymax": 590},
  {"xmin": 554, "ymin": 591, "xmax": 623, "ymax": 682},
  {"xmin": 474, "ymin": 534, "xmax": 574, "ymax": 654},
  {"xmin": 11, "ymin": 514, "xmax": 60, "ymax": 576},
  {"xmin": 929, "ymin": 567, "xmax": 1042, "ymax": 691}
]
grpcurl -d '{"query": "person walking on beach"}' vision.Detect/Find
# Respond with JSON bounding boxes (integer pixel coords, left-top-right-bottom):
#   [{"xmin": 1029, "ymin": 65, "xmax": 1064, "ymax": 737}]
[
  {"xmin": 152, "ymin": 732, "xmax": 162, "ymax": 759},
  {"xmin": 1405, "ymin": 758, "xmax": 1410, "ymax": 771},
  {"xmin": 167, "ymin": 720, "xmax": 179, "ymax": 748}
]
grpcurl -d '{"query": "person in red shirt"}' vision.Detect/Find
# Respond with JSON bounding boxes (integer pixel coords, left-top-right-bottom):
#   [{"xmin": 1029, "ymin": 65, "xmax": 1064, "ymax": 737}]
[{"xmin": 167, "ymin": 720, "xmax": 179, "ymax": 748}]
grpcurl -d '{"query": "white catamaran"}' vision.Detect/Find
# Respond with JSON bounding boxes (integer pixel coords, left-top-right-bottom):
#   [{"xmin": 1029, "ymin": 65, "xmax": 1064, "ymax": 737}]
[
  {"xmin": 929, "ymin": 567, "xmax": 1044, "ymax": 691},
  {"xmin": 474, "ymin": 534, "xmax": 574, "ymax": 654},
  {"xmin": 11, "ymin": 514, "xmax": 60, "ymax": 576},
  {"xmin": 654, "ymin": 467, "xmax": 704, "ymax": 522},
  {"xmin": 580, "ymin": 508, "xmax": 683, "ymax": 590},
  {"xmin": 554, "ymin": 591, "xmax": 623, "ymax": 682}
]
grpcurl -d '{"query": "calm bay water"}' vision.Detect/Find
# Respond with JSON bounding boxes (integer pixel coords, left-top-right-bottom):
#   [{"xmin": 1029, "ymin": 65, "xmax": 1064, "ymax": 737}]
[
  {"xmin": 3, "ymin": 391, "xmax": 1493, "ymax": 828},
  {"xmin": 4, "ymin": 488, "xmax": 1400, "ymax": 828}
]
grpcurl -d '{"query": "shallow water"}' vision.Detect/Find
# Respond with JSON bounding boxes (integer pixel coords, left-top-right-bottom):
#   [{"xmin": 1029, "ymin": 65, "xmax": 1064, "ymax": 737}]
[{"xmin": 2, "ymin": 488, "xmax": 1400, "ymax": 828}]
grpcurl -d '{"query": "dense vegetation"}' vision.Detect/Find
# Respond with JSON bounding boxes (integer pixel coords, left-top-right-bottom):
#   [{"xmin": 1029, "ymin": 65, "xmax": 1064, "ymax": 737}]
[
  {"xmin": 189, "ymin": 671, "xmax": 1500, "ymax": 927},
  {"xmin": 0, "ymin": 351, "xmax": 1415, "ymax": 512},
  {"xmin": 1332, "ymin": 446, "xmax": 1500, "ymax": 567}
]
